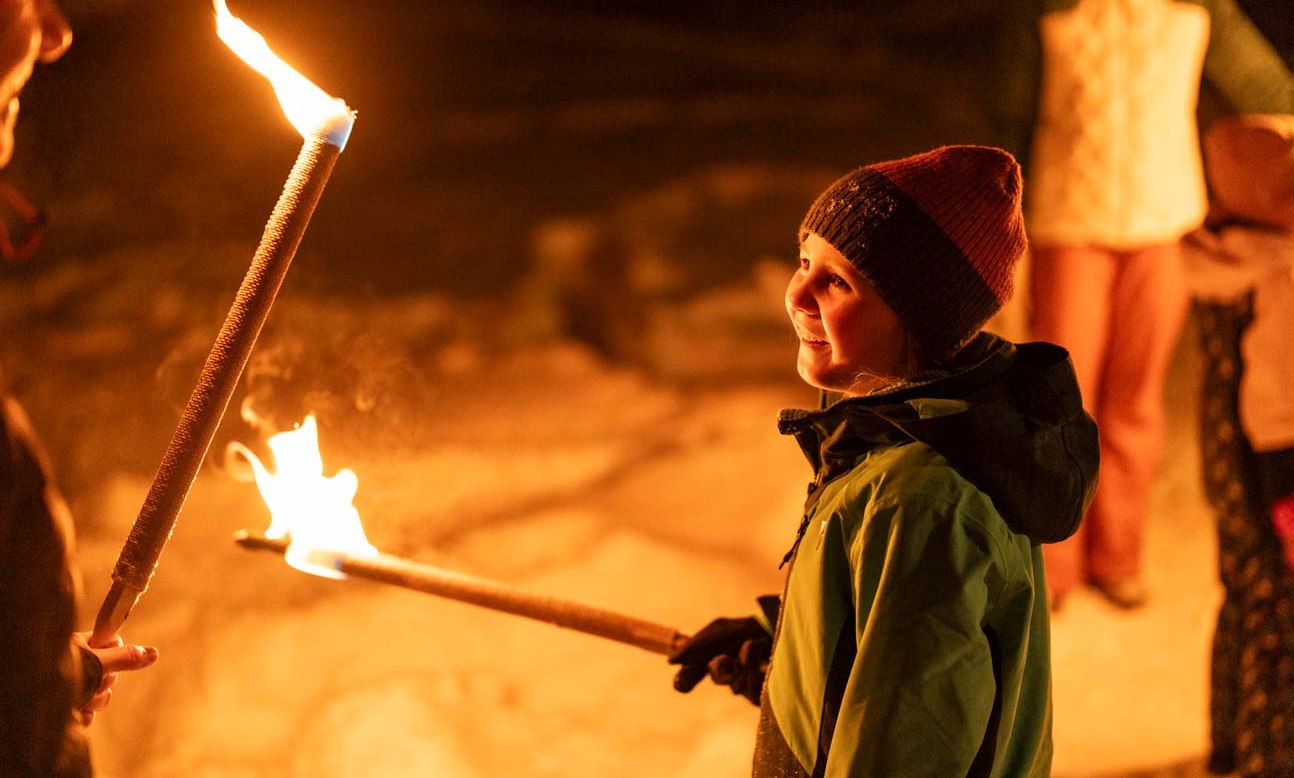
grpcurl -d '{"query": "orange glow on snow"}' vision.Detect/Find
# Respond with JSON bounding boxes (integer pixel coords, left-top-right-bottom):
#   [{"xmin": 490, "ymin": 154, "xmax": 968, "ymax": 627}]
[
  {"xmin": 213, "ymin": 0, "xmax": 352, "ymax": 139},
  {"xmin": 230, "ymin": 415, "xmax": 377, "ymax": 579}
]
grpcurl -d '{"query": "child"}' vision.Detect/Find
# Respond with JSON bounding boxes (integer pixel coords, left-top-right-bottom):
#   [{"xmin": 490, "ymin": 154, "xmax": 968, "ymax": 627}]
[
  {"xmin": 669, "ymin": 145, "xmax": 1098, "ymax": 777},
  {"xmin": 1183, "ymin": 113, "xmax": 1294, "ymax": 777}
]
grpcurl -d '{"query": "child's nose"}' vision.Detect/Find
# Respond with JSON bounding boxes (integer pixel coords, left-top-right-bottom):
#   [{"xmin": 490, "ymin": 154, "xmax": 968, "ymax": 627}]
[{"xmin": 785, "ymin": 272, "xmax": 816, "ymax": 315}]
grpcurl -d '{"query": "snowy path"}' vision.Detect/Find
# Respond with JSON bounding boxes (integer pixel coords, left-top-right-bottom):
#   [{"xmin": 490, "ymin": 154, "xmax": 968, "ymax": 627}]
[{"xmin": 65, "ymin": 330, "xmax": 1226, "ymax": 777}]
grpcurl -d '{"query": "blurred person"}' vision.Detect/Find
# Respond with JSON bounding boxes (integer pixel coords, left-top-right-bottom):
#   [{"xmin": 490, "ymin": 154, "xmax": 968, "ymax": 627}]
[
  {"xmin": 0, "ymin": 2, "xmax": 158, "ymax": 776},
  {"xmin": 669, "ymin": 146, "xmax": 1098, "ymax": 776},
  {"xmin": 1184, "ymin": 113, "xmax": 1294, "ymax": 777},
  {"xmin": 991, "ymin": 0, "xmax": 1294, "ymax": 610}
]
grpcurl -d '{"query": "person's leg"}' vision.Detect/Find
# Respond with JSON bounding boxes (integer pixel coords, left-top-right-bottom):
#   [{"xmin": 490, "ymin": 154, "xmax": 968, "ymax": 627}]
[
  {"xmin": 1029, "ymin": 244, "xmax": 1116, "ymax": 606},
  {"xmin": 1085, "ymin": 242, "xmax": 1189, "ymax": 603}
]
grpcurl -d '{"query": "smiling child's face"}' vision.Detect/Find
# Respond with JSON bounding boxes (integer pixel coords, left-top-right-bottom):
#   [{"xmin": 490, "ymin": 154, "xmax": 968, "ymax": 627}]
[{"xmin": 785, "ymin": 232, "xmax": 908, "ymax": 396}]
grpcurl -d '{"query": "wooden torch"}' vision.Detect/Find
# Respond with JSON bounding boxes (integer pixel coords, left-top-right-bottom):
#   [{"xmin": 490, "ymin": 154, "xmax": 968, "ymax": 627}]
[{"xmin": 92, "ymin": 0, "xmax": 356, "ymax": 645}]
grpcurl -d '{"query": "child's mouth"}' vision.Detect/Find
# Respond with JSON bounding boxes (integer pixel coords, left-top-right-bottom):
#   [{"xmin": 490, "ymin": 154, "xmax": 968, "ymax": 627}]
[{"xmin": 796, "ymin": 328, "xmax": 829, "ymax": 348}]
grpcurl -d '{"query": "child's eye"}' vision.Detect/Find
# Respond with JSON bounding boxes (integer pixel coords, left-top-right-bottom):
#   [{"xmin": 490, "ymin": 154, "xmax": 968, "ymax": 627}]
[
  {"xmin": 798, "ymin": 256, "xmax": 810, "ymax": 270},
  {"xmin": 829, "ymin": 275, "xmax": 851, "ymax": 291}
]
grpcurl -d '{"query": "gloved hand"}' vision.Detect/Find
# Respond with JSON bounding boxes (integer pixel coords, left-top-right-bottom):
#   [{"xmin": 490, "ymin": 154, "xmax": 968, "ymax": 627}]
[{"xmin": 668, "ymin": 616, "xmax": 771, "ymax": 706}]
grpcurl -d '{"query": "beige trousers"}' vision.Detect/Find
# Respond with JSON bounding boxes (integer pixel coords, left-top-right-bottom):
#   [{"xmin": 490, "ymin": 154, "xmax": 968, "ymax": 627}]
[{"xmin": 1029, "ymin": 242, "xmax": 1188, "ymax": 595}]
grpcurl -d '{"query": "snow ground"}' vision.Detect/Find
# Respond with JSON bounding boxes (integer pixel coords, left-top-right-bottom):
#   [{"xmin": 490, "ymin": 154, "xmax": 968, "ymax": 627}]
[{"xmin": 54, "ymin": 306, "xmax": 1221, "ymax": 778}]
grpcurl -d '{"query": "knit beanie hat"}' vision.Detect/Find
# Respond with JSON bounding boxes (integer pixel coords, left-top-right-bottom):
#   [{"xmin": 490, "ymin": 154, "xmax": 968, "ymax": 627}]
[{"xmin": 799, "ymin": 145, "xmax": 1026, "ymax": 358}]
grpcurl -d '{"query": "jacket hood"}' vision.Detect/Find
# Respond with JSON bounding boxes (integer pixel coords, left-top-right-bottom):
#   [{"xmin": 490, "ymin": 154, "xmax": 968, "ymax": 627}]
[{"xmin": 778, "ymin": 333, "xmax": 1098, "ymax": 543}]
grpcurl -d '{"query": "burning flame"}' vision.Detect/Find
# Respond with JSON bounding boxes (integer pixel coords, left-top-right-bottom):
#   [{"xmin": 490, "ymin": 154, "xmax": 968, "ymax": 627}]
[
  {"xmin": 213, "ymin": 0, "xmax": 354, "ymax": 146},
  {"xmin": 230, "ymin": 415, "xmax": 377, "ymax": 579}
]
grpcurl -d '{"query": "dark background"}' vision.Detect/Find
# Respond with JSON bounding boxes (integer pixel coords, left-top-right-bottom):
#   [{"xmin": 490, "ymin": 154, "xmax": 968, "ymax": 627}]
[
  {"xmin": 12, "ymin": 1, "xmax": 1291, "ymax": 294},
  {"xmin": 1, "ymin": 0, "xmax": 1290, "ymax": 494},
  {"xmin": 18, "ymin": 1, "xmax": 989, "ymax": 294}
]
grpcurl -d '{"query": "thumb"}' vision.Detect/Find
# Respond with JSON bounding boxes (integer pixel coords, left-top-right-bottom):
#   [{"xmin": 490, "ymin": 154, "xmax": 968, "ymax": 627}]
[
  {"xmin": 673, "ymin": 663, "xmax": 709, "ymax": 693},
  {"xmin": 96, "ymin": 644, "xmax": 159, "ymax": 673}
]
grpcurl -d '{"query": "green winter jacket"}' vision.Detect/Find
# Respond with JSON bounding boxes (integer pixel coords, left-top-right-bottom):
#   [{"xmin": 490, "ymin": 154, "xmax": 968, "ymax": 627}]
[{"xmin": 752, "ymin": 334, "xmax": 1099, "ymax": 778}]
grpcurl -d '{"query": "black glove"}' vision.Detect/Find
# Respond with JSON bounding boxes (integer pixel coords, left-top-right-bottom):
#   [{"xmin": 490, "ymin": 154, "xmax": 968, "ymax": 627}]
[{"xmin": 669, "ymin": 616, "xmax": 771, "ymax": 706}]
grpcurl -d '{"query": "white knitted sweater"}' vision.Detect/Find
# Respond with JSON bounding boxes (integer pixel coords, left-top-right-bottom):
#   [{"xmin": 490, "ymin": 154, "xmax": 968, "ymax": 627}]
[{"xmin": 1027, "ymin": 0, "xmax": 1211, "ymax": 248}]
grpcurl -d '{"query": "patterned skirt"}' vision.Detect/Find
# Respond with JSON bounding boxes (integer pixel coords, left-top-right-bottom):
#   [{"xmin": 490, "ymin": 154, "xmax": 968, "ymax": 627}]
[{"xmin": 1195, "ymin": 296, "xmax": 1294, "ymax": 777}]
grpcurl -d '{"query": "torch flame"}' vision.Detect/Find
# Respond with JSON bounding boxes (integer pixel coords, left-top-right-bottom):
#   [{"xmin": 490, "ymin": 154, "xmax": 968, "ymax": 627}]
[
  {"xmin": 230, "ymin": 415, "xmax": 377, "ymax": 579},
  {"xmin": 213, "ymin": 0, "xmax": 354, "ymax": 147}
]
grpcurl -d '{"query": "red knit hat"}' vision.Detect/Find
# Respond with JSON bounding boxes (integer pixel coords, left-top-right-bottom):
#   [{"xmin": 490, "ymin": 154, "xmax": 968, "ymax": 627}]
[{"xmin": 799, "ymin": 145, "xmax": 1026, "ymax": 358}]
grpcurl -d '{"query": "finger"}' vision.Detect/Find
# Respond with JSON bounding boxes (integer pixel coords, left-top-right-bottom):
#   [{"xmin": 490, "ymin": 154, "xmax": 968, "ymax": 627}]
[
  {"xmin": 738, "ymin": 638, "xmax": 771, "ymax": 667},
  {"xmin": 86, "ymin": 631, "xmax": 124, "ymax": 650},
  {"xmin": 82, "ymin": 687, "xmax": 112, "ymax": 715},
  {"xmin": 96, "ymin": 644, "xmax": 159, "ymax": 673},
  {"xmin": 96, "ymin": 671, "xmax": 119, "ymax": 695},
  {"xmin": 673, "ymin": 664, "xmax": 709, "ymax": 693},
  {"xmin": 669, "ymin": 638, "xmax": 721, "ymax": 665},
  {"xmin": 669, "ymin": 619, "xmax": 749, "ymax": 663},
  {"xmin": 708, "ymin": 655, "xmax": 737, "ymax": 685}
]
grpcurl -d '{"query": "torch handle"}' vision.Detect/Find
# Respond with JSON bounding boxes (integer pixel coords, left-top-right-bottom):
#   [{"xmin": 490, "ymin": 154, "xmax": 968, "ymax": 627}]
[
  {"xmin": 234, "ymin": 532, "xmax": 690, "ymax": 656},
  {"xmin": 93, "ymin": 136, "xmax": 341, "ymax": 645}
]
